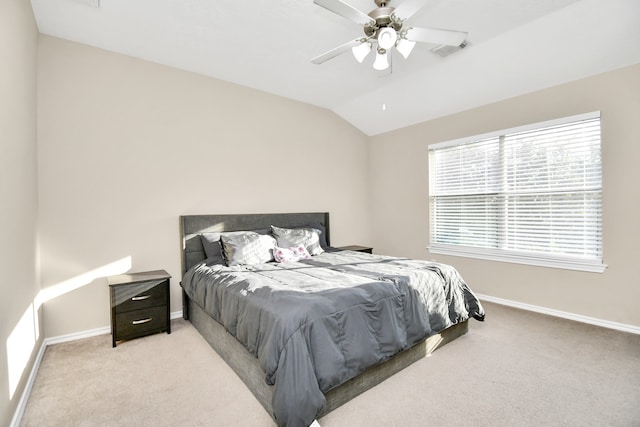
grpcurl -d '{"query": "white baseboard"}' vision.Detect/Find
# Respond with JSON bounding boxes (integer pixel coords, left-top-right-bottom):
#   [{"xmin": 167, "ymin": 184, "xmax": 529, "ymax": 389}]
[
  {"xmin": 9, "ymin": 338, "xmax": 47, "ymax": 427},
  {"xmin": 10, "ymin": 310, "xmax": 184, "ymax": 426},
  {"xmin": 477, "ymin": 293, "xmax": 640, "ymax": 335},
  {"xmin": 45, "ymin": 325, "xmax": 111, "ymax": 345}
]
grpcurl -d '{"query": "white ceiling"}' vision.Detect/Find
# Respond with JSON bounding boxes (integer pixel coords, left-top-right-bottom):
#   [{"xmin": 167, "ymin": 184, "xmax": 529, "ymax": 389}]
[{"xmin": 30, "ymin": 0, "xmax": 640, "ymax": 135}]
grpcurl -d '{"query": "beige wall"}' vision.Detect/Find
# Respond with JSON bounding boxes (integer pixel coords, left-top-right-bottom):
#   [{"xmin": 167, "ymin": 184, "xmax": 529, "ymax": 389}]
[
  {"xmin": 33, "ymin": 36, "xmax": 640, "ymax": 337},
  {"xmin": 37, "ymin": 36, "xmax": 372, "ymax": 338},
  {"xmin": 369, "ymin": 64, "xmax": 640, "ymax": 327},
  {"xmin": 0, "ymin": 0, "xmax": 40, "ymax": 424}
]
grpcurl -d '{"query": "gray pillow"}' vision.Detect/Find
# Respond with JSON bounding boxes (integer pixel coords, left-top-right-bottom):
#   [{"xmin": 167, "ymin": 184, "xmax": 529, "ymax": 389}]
[
  {"xmin": 220, "ymin": 231, "xmax": 277, "ymax": 266},
  {"xmin": 200, "ymin": 233, "xmax": 223, "ymax": 259},
  {"xmin": 270, "ymin": 225, "xmax": 324, "ymax": 256}
]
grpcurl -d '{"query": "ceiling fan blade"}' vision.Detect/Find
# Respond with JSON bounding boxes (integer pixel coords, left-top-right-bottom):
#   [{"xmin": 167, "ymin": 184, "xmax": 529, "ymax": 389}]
[
  {"xmin": 313, "ymin": 0, "xmax": 375, "ymax": 26},
  {"xmin": 391, "ymin": 0, "xmax": 429, "ymax": 21},
  {"xmin": 405, "ymin": 27, "xmax": 467, "ymax": 46},
  {"xmin": 311, "ymin": 39, "xmax": 362, "ymax": 64}
]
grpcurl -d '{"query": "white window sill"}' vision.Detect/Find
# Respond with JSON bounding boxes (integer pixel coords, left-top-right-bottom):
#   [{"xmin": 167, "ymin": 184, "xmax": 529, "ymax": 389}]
[{"xmin": 427, "ymin": 245, "xmax": 607, "ymax": 273}]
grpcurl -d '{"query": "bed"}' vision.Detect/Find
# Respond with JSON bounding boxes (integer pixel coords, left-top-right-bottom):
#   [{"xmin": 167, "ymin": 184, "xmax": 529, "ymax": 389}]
[{"xmin": 179, "ymin": 212, "xmax": 484, "ymax": 427}]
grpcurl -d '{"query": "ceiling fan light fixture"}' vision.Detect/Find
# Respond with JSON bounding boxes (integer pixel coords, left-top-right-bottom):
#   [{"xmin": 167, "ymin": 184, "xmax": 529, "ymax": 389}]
[
  {"xmin": 377, "ymin": 27, "xmax": 397, "ymax": 50},
  {"xmin": 310, "ymin": 0, "xmax": 469, "ymax": 72},
  {"xmin": 373, "ymin": 48, "xmax": 389, "ymax": 71},
  {"xmin": 351, "ymin": 41, "xmax": 372, "ymax": 63},
  {"xmin": 396, "ymin": 38, "xmax": 416, "ymax": 59}
]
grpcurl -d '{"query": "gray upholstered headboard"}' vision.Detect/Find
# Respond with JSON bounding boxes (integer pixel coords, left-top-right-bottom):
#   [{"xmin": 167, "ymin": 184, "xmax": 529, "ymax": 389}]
[{"xmin": 179, "ymin": 212, "xmax": 330, "ymax": 276}]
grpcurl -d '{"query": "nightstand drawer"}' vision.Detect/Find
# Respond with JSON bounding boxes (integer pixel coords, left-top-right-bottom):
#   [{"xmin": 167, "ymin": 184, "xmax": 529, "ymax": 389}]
[
  {"xmin": 114, "ymin": 306, "xmax": 168, "ymax": 341},
  {"xmin": 113, "ymin": 279, "xmax": 167, "ymax": 313}
]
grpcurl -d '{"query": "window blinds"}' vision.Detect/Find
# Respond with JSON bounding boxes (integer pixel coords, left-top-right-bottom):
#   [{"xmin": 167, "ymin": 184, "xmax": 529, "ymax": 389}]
[{"xmin": 428, "ymin": 112, "xmax": 603, "ymax": 271}]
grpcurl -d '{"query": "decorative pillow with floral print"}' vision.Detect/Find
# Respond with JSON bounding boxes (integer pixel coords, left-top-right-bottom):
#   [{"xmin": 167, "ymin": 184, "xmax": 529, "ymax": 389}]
[
  {"xmin": 273, "ymin": 245, "xmax": 312, "ymax": 263},
  {"xmin": 271, "ymin": 225, "xmax": 324, "ymax": 256}
]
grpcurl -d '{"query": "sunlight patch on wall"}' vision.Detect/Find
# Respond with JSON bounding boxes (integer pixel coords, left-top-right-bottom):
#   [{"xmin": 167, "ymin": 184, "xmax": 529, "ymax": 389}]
[
  {"xmin": 34, "ymin": 256, "xmax": 132, "ymax": 310},
  {"xmin": 6, "ymin": 304, "xmax": 38, "ymax": 399},
  {"xmin": 6, "ymin": 256, "xmax": 132, "ymax": 399}
]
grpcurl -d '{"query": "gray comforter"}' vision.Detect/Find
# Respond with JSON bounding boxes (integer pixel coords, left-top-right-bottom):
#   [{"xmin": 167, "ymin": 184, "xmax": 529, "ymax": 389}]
[{"xmin": 182, "ymin": 250, "xmax": 485, "ymax": 427}]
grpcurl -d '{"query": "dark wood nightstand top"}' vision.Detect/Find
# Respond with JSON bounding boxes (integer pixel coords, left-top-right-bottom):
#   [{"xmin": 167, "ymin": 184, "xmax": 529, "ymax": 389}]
[
  {"xmin": 337, "ymin": 245, "xmax": 373, "ymax": 254},
  {"xmin": 108, "ymin": 270, "xmax": 171, "ymax": 286}
]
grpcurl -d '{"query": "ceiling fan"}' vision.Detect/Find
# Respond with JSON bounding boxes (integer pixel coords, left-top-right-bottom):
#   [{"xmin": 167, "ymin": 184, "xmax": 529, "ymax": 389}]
[{"xmin": 311, "ymin": 0, "xmax": 468, "ymax": 71}]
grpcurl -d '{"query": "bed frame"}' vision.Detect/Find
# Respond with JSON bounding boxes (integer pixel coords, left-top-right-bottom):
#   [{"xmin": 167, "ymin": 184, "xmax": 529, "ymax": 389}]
[{"xmin": 179, "ymin": 213, "xmax": 468, "ymax": 420}]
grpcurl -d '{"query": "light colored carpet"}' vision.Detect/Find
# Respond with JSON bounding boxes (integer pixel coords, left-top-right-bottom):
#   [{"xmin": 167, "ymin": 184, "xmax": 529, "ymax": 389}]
[{"xmin": 20, "ymin": 302, "xmax": 640, "ymax": 426}]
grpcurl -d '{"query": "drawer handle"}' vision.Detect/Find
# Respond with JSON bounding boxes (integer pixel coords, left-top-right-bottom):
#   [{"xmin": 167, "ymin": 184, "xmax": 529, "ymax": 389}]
[
  {"xmin": 132, "ymin": 318, "xmax": 152, "ymax": 325},
  {"xmin": 131, "ymin": 295, "xmax": 151, "ymax": 301}
]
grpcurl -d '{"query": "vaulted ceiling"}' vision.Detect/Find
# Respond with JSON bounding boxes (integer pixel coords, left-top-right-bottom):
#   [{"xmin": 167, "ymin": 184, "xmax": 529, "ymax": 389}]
[{"xmin": 31, "ymin": 0, "xmax": 640, "ymax": 135}]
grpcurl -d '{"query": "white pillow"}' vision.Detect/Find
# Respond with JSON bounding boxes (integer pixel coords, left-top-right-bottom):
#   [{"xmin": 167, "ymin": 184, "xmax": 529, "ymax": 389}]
[{"xmin": 220, "ymin": 232, "xmax": 276, "ymax": 266}]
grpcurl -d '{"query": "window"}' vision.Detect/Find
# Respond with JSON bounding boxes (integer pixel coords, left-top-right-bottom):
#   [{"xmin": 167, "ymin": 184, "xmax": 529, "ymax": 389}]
[{"xmin": 428, "ymin": 112, "xmax": 605, "ymax": 272}]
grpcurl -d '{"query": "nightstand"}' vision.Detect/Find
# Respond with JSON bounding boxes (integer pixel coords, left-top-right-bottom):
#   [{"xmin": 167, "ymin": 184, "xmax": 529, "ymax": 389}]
[
  {"xmin": 108, "ymin": 270, "xmax": 171, "ymax": 347},
  {"xmin": 338, "ymin": 245, "xmax": 373, "ymax": 254}
]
